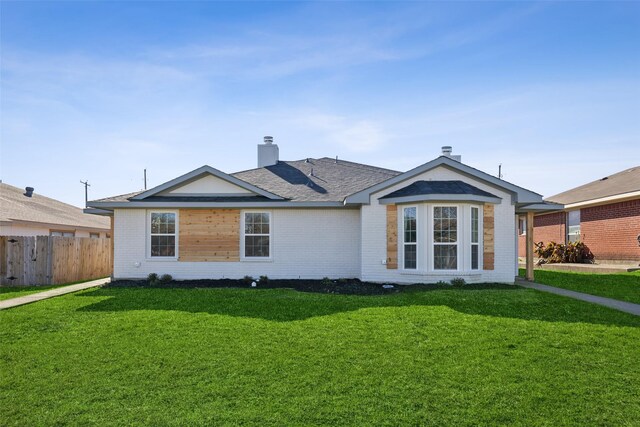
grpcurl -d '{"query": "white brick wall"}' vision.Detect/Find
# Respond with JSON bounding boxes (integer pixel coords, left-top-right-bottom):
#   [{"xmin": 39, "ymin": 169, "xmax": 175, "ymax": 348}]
[
  {"xmin": 113, "ymin": 165, "xmax": 518, "ymax": 283},
  {"xmin": 360, "ymin": 165, "xmax": 516, "ymax": 284},
  {"xmin": 114, "ymin": 208, "xmax": 361, "ymax": 280}
]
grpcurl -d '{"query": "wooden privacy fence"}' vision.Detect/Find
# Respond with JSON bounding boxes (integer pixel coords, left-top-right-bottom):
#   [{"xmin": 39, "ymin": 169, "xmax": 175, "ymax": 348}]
[{"xmin": 0, "ymin": 236, "xmax": 111, "ymax": 286}]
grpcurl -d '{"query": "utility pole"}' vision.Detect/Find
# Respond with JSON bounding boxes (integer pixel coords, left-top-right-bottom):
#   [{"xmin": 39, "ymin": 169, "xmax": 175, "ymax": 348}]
[
  {"xmin": 80, "ymin": 180, "xmax": 90, "ymax": 207},
  {"xmin": 144, "ymin": 169, "xmax": 147, "ymax": 190}
]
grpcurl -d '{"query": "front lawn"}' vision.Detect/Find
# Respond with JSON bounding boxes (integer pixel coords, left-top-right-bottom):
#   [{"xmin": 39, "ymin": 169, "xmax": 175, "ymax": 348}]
[
  {"xmin": 1, "ymin": 285, "xmax": 639, "ymax": 425},
  {"xmin": 519, "ymin": 268, "xmax": 640, "ymax": 304}
]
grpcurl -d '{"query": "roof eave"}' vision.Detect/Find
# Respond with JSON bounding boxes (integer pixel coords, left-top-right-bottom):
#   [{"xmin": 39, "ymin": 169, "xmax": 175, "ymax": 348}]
[
  {"xmin": 87, "ymin": 200, "xmax": 352, "ymax": 209},
  {"xmin": 379, "ymin": 194, "xmax": 502, "ymax": 205}
]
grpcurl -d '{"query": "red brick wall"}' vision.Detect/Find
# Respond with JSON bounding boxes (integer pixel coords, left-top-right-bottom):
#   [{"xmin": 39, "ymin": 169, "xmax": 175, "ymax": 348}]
[
  {"xmin": 581, "ymin": 200, "xmax": 640, "ymax": 261},
  {"xmin": 518, "ymin": 212, "xmax": 565, "ymax": 257}
]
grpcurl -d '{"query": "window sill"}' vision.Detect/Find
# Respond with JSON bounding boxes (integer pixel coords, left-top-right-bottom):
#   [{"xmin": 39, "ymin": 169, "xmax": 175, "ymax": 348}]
[
  {"xmin": 400, "ymin": 270, "xmax": 483, "ymax": 276},
  {"xmin": 241, "ymin": 258, "xmax": 274, "ymax": 263},
  {"xmin": 145, "ymin": 258, "xmax": 179, "ymax": 262}
]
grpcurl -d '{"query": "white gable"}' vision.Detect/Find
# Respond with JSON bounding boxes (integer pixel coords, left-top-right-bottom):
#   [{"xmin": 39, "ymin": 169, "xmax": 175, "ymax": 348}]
[{"xmin": 163, "ymin": 174, "xmax": 253, "ymax": 195}]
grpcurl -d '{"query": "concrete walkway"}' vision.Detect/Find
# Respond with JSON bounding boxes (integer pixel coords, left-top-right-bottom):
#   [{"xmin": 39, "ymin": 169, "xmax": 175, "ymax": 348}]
[
  {"xmin": 0, "ymin": 278, "xmax": 110, "ymax": 311},
  {"xmin": 516, "ymin": 278, "xmax": 640, "ymax": 316}
]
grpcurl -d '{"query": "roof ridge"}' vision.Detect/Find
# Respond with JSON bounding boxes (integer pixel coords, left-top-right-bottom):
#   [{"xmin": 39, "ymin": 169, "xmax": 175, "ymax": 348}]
[{"xmin": 315, "ymin": 157, "xmax": 401, "ymax": 174}]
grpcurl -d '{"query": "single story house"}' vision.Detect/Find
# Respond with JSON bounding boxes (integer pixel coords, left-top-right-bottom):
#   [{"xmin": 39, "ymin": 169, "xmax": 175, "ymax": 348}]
[
  {"xmin": 518, "ymin": 166, "xmax": 640, "ymax": 263},
  {"xmin": 0, "ymin": 182, "xmax": 110, "ymax": 237},
  {"xmin": 87, "ymin": 139, "xmax": 557, "ymax": 283}
]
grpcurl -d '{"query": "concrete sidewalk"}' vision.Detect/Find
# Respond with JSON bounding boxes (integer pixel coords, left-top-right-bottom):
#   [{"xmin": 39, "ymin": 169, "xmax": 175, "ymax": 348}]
[
  {"xmin": 516, "ymin": 278, "xmax": 640, "ymax": 316},
  {"xmin": 0, "ymin": 278, "xmax": 110, "ymax": 311}
]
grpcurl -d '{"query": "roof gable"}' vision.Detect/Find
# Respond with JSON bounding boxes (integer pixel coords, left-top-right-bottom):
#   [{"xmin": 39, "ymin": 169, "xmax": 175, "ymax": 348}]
[
  {"xmin": 345, "ymin": 156, "xmax": 543, "ymax": 205},
  {"xmin": 161, "ymin": 174, "xmax": 253, "ymax": 196},
  {"xmin": 131, "ymin": 165, "xmax": 284, "ymax": 201}
]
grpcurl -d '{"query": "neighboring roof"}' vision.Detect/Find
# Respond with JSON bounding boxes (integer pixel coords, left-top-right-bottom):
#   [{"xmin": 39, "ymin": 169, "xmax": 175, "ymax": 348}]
[
  {"xmin": 0, "ymin": 183, "xmax": 110, "ymax": 230},
  {"xmin": 378, "ymin": 180, "xmax": 502, "ymax": 204},
  {"xmin": 545, "ymin": 166, "xmax": 640, "ymax": 205},
  {"xmin": 232, "ymin": 157, "xmax": 401, "ymax": 202},
  {"xmin": 345, "ymin": 156, "xmax": 544, "ymax": 205}
]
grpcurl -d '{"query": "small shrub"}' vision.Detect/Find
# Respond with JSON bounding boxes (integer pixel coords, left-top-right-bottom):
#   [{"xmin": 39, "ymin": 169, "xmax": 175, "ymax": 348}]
[
  {"xmin": 337, "ymin": 278, "xmax": 348, "ymax": 284},
  {"xmin": 534, "ymin": 241, "xmax": 595, "ymax": 265},
  {"xmin": 159, "ymin": 274, "xmax": 173, "ymax": 283},
  {"xmin": 321, "ymin": 277, "xmax": 333, "ymax": 286},
  {"xmin": 450, "ymin": 277, "xmax": 466, "ymax": 287},
  {"xmin": 259, "ymin": 275, "xmax": 269, "ymax": 284},
  {"xmin": 243, "ymin": 275, "xmax": 254, "ymax": 285},
  {"xmin": 435, "ymin": 280, "xmax": 451, "ymax": 286},
  {"xmin": 147, "ymin": 273, "xmax": 158, "ymax": 284}
]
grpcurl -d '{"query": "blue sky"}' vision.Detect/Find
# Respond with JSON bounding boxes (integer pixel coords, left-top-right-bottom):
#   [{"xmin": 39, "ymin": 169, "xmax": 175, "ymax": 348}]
[{"xmin": 1, "ymin": 1, "xmax": 639, "ymax": 207}]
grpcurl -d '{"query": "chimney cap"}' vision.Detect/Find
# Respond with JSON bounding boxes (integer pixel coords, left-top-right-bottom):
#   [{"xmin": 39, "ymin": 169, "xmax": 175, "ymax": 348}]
[
  {"xmin": 24, "ymin": 187, "xmax": 34, "ymax": 197},
  {"xmin": 264, "ymin": 136, "xmax": 273, "ymax": 145},
  {"xmin": 441, "ymin": 146, "xmax": 453, "ymax": 155}
]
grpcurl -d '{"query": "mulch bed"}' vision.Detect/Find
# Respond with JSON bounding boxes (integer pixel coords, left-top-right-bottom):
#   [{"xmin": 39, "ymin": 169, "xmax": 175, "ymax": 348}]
[{"xmin": 107, "ymin": 278, "xmax": 516, "ymax": 295}]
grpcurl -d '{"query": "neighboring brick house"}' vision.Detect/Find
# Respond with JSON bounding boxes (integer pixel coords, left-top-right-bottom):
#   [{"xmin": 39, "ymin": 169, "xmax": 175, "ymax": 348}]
[
  {"xmin": 88, "ymin": 140, "xmax": 556, "ymax": 283},
  {"xmin": 0, "ymin": 182, "xmax": 110, "ymax": 237},
  {"xmin": 518, "ymin": 166, "xmax": 640, "ymax": 262}
]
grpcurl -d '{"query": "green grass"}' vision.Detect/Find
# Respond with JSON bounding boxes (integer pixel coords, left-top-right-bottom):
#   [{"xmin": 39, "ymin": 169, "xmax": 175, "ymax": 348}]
[
  {"xmin": 1, "ymin": 285, "xmax": 639, "ymax": 426},
  {"xmin": 0, "ymin": 285, "xmax": 65, "ymax": 301},
  {"xmin": 519, "ymin": 268, "xmax": 640, "ymax": 304}
]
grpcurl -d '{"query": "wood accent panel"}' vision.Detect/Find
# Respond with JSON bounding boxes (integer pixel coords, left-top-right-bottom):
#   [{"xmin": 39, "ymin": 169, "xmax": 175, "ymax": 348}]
[
  {"xmin": 483, "ymin": 204, "xmax": 495, "ymax": 270},
  {"xmin": 179, "ymin": 209, "xmax": 240, "ymax": 262},
  {"xmin": 386, "ymin": 205, "xmax": 398, "ymax": 269}
]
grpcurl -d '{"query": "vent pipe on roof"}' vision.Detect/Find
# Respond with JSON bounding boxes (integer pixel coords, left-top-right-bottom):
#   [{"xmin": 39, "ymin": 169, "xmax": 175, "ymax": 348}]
[
  {"xmin": 441, "ymin": 146, "xmax": 462, "ymax": 162},
  {"xmin": 258, "ymin": 136, "xmax": 279, "ymax": 167},
  {"xmin": 24, "ymin": 187, "xmax": 34, "ymax": 197}
]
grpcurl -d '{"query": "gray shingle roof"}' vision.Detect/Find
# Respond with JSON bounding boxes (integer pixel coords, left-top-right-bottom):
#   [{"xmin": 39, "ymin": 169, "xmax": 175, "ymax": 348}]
[
  {"xmin": 232, "ymin": 157, "xmax": 401, "ymax": 202},
  {"xmin": 546, "ymin": 166, "xmax": 640, "ymax": 205},
  {"xmin": 0, "ymin": 183, "xmax": 110, "ymax": 229},
  {"xmin": 379, "ymin": 180, "xmax": 499, "ymax": 200},
  {"xmin": 91, "ymin": 158, "xmax": 400, "ymax": 204}
]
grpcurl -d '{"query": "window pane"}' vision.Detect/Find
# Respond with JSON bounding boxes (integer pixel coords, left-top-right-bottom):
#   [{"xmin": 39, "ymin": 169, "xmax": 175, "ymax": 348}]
[
  {"xmin": 404, "ymin": 244, "xmax": 417, "ymax": 269},
  {"xmin": 434, "ymin": 207, "xmax": 457, "ymax": 243},
  {"xmin": 471, "ymin": 208, "xmax": 479, "ymax": 243},
  {"xmin": 403, "ymin": 207, "xmax": 416, "ymax": 243},
  {"xmin": 151, "ymin": 235, "xmax": 175, "ymax": 257},
  {"xmin": 434, "ymin": 245, "xmax": 457, "ymax": 270},
  {"xmin": 567, "ymin": 210, "xmax": 580, "ymax": 227},
  {"xmin": 151, "ymin": 213, "xmax": 162, "ymax": 233},
  {"xmin": 245, "ymin": 236, "xmax": 270, "ymax": 257},
  {"xmin": 471, "ymin": 245, "xmax": 479, "ymax": 270}
]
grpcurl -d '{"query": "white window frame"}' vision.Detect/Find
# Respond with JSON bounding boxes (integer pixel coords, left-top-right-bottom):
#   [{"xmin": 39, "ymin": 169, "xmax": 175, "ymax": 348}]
[
  {"xmin": 50, "ymin": 230, "xmax": 75, "ymax": 237},
  {"xmin": 432, "ymin": 205, "xmax": 460, "ymax": 271},
  {"xmin": 241, "ymin": 211, "xmax": 273, "ymax": 261},
  {"xmin": 470, "ymin": 206, "xmax": 481, "ymax": 270},
  {"xmin": 401, "ymin": 205, "xmax": 418, "ymax": 270},
  {"xmin": 567, "ymin": 210, "xmax": 581, "ymax": 243},
  {"xmin": 518, "ymin": 217, "xmax": 527, "ymax": 235},
  {"xmin": 147, "ymin": 210, "xmax": 178, "ymax": 260}
]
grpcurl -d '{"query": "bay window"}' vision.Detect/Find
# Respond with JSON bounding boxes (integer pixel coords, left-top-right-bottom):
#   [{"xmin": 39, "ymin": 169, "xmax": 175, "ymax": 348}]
[{"xmin": 394, "ymin": 204, "xmax": 483, "ymax": 273}]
